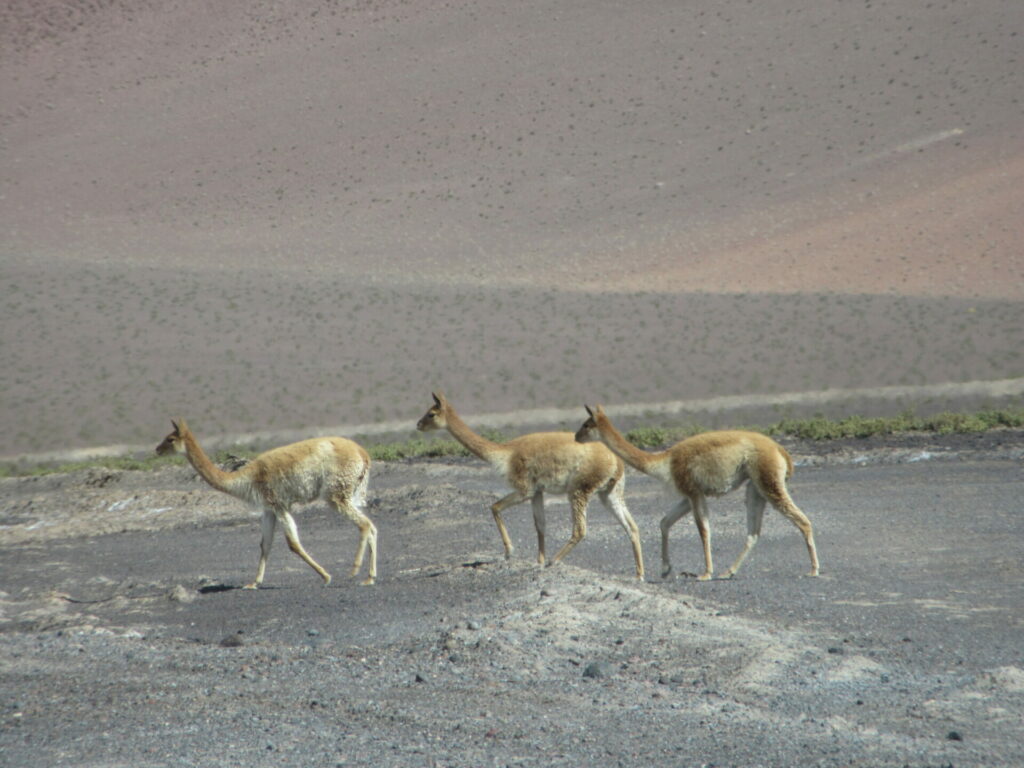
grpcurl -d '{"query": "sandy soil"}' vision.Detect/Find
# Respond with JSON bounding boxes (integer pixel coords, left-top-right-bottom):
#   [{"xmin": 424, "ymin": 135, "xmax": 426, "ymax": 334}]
[{"xmin": 2, "ymin": 0, "xmax": 1022, "ymax": 459}]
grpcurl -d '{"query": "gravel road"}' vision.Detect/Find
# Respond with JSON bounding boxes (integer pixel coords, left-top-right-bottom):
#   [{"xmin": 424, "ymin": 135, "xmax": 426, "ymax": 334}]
[{"xmin": 2, "ymin": 431, "xmax": 1022, "ymax": 767}]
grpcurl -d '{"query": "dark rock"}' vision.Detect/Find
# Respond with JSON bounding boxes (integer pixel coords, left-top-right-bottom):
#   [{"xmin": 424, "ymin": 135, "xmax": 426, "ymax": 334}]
[{"xmin": 583, "ymin": 661, "xmax": 613, "ymax": 679}]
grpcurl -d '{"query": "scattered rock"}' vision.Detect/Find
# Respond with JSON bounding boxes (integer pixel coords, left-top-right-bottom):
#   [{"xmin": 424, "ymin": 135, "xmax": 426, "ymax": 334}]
[
  {"xmin": 84, "ymin": 468, "xmax": 121, "ymax": 488},
  {"xmin": 583, "ymin": 661, "xmax": 613, "ymax": 679},
  {"xmin": 986, "ymin": 665, "xmax": 1024, "ymax": 692},
  {"xmin": 167, "ymin": 585, "xmax": 196, "ymax": 604},
  {"xmin": 219, "ymin": 633, "xmax": 244, "ymax": 648}
]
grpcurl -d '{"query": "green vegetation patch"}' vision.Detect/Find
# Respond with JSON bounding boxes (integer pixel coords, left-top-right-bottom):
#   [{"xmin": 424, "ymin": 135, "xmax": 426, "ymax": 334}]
[
  {"xmin": 767, "ymin": 408, "xmax": 1024, "ymax": 441},
  {"xmin": 1, "ymin": 410, "xmax": 1021, "ymax": 478},
  {"xmin": 614, "ymin": 407, "xmax": 1024, "ymax": 449}
]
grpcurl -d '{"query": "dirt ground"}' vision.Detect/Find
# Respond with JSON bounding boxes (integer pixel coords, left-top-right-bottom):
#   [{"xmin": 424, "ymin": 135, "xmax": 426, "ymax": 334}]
[{"xmin": 1, "ymin": 431, "xmax": 1022, "ymax": 766}]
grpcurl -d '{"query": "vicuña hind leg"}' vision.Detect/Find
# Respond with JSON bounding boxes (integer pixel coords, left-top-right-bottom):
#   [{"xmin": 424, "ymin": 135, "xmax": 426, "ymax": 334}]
[
  {"xmin": 278, "ymin": 509, "xmax": 332, "ymax": 585},
  {"xmin": 660, "ymin": 498, "xmax": 692, "ymax": 580},
  {"xmin": 245, "ymin": 508, "xmax": 277, "ymax": 589},
  {"xmin": 333, "ymin": 492, "xmax": 377, "ymax": 585},
  {"xmin": 692, "ymin": 497, "xmax": 713, "ymax": 581},
  {"xmin": 550, "ymin": 489, "xmax": 590, "ymax": 566},
  {"xmin": 722, "ymin": 482, "xmax": 766, "ymax": 578},
  {"xmin": 531, "ymin": 491, "xmax": 547, "ymax": 565}
]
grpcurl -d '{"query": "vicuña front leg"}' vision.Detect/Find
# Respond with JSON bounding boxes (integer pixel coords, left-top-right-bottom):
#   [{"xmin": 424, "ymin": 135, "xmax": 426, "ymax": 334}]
[
  {"xmin": 598, "ymin": 486, "xmax": 645, "ymax": 581},
  {"xmin": 721, "ymin": 483, "xmax": 766, "ymax": 579},
  {"xmin": 491, "ymin": 491, "xmax": 526, "ymax": 560},
  {"xmin": 350, "ymin": 517, "xmax": 378, "ymax": 586},
  {"xmin": 332, "ymin": 492, "xmax": 377, "ymax": 585},
  {"xmin": 768, "ymin": 490, "xmax": 820, "ymax": 577}
]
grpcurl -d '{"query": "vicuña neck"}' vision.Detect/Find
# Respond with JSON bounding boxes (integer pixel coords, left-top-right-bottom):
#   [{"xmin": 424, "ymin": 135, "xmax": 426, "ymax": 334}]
[
  {"xmin": 442, "ymin": 407, "xmax": 506, "ymax": 463},
  {"xmin": 181, "ymin": 432, "xmax": 237, "ymax": 494},
  {"xmin": 596, "ymin": 418, "xmax": 664, "ymax": 475}
]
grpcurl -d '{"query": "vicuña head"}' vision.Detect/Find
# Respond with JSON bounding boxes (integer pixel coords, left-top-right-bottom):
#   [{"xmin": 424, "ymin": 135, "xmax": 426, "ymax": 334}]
[
  {"xmin": 416, "ymin": 391, "xmax": 645, "ymax": 579},
  {"xmin": 416, "ymin": 391, "xmax": 450, "ymax": 433},
  {"xmin": 577, "ymin": 404, "xmax": 819, "ymax": 581},
  {"xmin": 155, "ymin": 418, "xmax": 377, "ymax": 589},
  {"xmin": 155, "ymin": 418, "xmax": 187, "ymax": 456}
]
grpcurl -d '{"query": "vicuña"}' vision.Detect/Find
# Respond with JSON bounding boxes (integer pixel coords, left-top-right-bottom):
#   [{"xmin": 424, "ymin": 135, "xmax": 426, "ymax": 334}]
[
  {"xmin": 575, "ymin": 405, "xmax": 818, "ymax": 580},
  {"xmin": 156, "ymin": 419, "xmax": 377, "ymax": 588},
  {"xmin": 416, "ymin": 392, "xmax": 644, "ymax": 579}
]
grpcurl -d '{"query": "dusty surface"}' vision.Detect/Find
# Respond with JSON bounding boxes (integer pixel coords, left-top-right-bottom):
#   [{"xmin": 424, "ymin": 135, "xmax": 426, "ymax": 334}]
[
  {"xmin": 1, "ymin": 433, "xmax": 1023, "ymax": 766},
  {"xmin": 2, "ymin": 0, "xmax": 1023, "ymax": 457}
]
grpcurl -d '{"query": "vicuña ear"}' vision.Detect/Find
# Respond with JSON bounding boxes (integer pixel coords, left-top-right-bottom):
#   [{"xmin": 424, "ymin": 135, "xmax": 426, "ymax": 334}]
[
  {"xmin": 171, "ymin": 419, "xmax": 179, "ymax": 431},
  {"xmin": 584, "ymin": 404, "xmax": 594, "ymax": 417},
  {"xmin": 432, "ymin": 391, "xmax": 445, "ymax": 406}
]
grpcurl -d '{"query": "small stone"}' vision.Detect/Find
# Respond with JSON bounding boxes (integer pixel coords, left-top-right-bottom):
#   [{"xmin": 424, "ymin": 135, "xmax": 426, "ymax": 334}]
[
  {"xmin": 583, "ymin": 661, "xmax": 613, "ymax": 679},
  {"xmin": 414, "ymin": 673, "xmax": 427, "ymax": 683},
  {"xmin": 168, "ymin": 585, "xmax": 196, "ymax": 604},
  {"xmin": 307, "ymin": 628, "xmax": 320, "ymax": 637},
  {"xmin": 219, "ymin": 633, "xmax": 244, "ymax": 648},
  {"xmin": 466, "ymin": 620, "xmax": 481, "ymax": 631},
  {"xmin": 827, "ymin": 646, "xmax": 844, "ymax": 655},
  {"xmin": 947, "ymin": 730, "xmax": 963, "ymax": 741}
]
